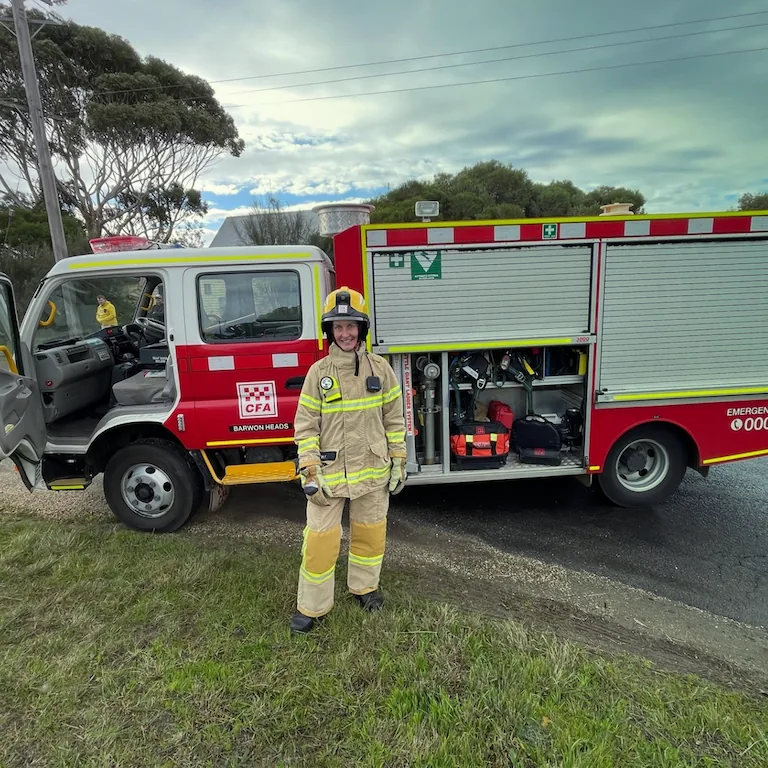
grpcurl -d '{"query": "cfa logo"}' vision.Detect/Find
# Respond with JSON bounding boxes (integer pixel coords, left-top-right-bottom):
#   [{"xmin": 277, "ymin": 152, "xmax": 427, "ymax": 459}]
[{"xmin": 237, "ymin": 381, "xmax": 278, "ymax": 419}]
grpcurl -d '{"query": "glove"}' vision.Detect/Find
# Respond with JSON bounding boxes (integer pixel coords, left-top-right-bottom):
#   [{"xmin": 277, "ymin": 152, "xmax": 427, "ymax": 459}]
[
  {"xmin": 388, "ymin": 456, "xmax": 407, "ymax": 495},
  {"xmin": 299, "ymin": 462, "xmax": 331, "ymax": 505}
]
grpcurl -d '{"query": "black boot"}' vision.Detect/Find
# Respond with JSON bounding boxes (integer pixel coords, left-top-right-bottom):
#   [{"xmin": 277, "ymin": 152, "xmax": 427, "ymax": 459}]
[
  {"xmin": 290, "ymin": 611, "xmax": 319, "ymax": 634},
  {"xmin": 353, "ymin": 591, "xmax": 384, "ymax": 611}
]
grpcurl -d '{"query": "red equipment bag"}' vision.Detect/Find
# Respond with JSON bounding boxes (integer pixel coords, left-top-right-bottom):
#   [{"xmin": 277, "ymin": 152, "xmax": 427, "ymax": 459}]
[
  {"xmin": 487, "ymin": 400, "xmax": 514, "ymax": 430},
  {"xmin": 450, "ymin": 421, "xmax": 510, "ymax": 469}
]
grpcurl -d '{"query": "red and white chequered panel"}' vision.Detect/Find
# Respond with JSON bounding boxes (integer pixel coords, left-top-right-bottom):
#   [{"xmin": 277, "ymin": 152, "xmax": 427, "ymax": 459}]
[
  {"xmin": 237, "ymin": 380, "xmax": 277, "ymax": 418},
  {"xmin": 365, "ymin": 215, "xmax": 768, "ymax": 248}
]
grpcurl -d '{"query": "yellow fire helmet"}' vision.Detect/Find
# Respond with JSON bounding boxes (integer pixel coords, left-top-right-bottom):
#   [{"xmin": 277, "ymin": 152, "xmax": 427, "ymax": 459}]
[{"xmin": 321, "ymin": 286, "xmax": 370, "ymax": 342}]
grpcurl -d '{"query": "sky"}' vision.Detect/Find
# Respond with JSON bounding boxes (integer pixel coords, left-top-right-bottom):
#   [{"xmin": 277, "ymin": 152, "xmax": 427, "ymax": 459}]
[{"xmin": 52, "ymin": 0, "xmax": 768, "ymax": 243}]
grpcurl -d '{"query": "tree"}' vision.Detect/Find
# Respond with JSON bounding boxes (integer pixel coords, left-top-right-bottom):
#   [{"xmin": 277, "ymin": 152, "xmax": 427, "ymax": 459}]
[
  {"xmin": 0, "ymin": 243, "xmax": 52, "ymax": 314},
  {"xmin": 580, "ymin": 185, "xmax": 646, "ymax": 215},
  {"xmin": 172, "ymin": 219, "xmax": 206, "ymax": 248},
  {"xmin": 237, "ymin": 196, "xmax": 318, "ymax": 246},
  {"xmin": 529, "ymin": 180, "xmax": 587, "ymax": 217},
  {"xmin": 369, "ymin": 161, "xmax": 646, "ymax": 222},
  {"xmin": 0, "ymin": 203, "xmax": 88, "ymax": 312},
  {"xmin": 738, "ymin": 193, "xmax": 768, "ymax": 211},
  {"xmin": 0, "ymin": 201, "xmax": 88, "ymax": 254},
  {"xmin": 0, "ymin": 5, "xmax": 244, "ymax": 242}
]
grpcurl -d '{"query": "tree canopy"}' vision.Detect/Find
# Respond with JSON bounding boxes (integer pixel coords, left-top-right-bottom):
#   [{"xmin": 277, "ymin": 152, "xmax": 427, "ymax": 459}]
[
  {"xmin": 0, "ymin": 5, "xmax": 244, "ymax": 242},
  {"xmin": 0, "ymin": 203, "xmax": 89, "ymax": 313},
  {"xmin": 0, "ymin": 201, "xmax": 87, "ymax": 253},
  {"xmin": 738, "ymin": 193, "xmax": 768, "ymax": 211},
  {"xmin": 368, "ymin": 160, "xmax": 646, "ymax": 223}
]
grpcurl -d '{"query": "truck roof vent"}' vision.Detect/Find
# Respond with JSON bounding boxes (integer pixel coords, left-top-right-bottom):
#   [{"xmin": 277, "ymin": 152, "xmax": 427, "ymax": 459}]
[
  {"xmin": 313, "ymin": 203, "xmax": 375, "ymax": 236},
  {"xmin": 599, "ymin": 203, "xmax": 634, "ymax": 216}
]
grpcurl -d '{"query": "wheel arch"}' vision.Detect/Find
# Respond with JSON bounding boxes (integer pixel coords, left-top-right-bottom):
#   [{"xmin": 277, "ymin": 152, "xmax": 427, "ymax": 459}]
[
  {"xmin": 598, "ymin": 417, "xmax": 703, "ymax": 475},
  {"xmin": 86, "ymin": 422, "xmax": 187, "ymax": 476},
  {"xmin": 596, "ymin": 418, "xmax": 698, "ymax": 507}
]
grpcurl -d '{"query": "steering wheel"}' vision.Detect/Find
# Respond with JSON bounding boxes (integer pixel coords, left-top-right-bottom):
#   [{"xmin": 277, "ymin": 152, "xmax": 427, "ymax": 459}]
[
  {"xmin": 122, "ymin": 323, "xmax": 145, "ymax": 345},
  {"xmin": 135, "ymin": 316, "xmax": 166, "ymax": 337}
]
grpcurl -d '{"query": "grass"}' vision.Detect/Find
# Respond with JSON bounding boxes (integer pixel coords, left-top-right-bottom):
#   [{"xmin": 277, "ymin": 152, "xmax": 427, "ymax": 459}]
[{"xmin": 1, "ymin": 515, "xmax": 767, "ymax": 768}]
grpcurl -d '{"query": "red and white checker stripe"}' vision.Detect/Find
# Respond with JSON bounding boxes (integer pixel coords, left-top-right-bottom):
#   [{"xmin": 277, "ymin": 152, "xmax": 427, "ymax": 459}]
[{"xmin": 365, "ymin": 215, "xmax": 768, "ymax": 248}]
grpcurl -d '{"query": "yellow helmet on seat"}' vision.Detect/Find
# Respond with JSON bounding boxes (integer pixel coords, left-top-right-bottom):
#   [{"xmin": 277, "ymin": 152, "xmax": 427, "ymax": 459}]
[{"xmin": 321, "ymin": 286, "xmax": 370, "ymax": 342}]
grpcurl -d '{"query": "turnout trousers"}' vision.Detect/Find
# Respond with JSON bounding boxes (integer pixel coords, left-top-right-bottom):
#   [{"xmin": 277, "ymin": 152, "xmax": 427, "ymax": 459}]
[{"xmin": 297, "ymin": 486, "xmax": 389, "ymax": 618}]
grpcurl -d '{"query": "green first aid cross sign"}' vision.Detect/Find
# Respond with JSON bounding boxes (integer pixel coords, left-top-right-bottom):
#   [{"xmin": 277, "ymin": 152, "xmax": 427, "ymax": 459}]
[
  {"xmin": 543, "ymin": 223, "xmax": 558, "ymax": 239},
  {"xmin": 410, "ymin": 250, "xmax": 442, "ymax": 280},
  {"xmin": 389, "ymin": 254, "xmax": 405, "ymax": 268}
]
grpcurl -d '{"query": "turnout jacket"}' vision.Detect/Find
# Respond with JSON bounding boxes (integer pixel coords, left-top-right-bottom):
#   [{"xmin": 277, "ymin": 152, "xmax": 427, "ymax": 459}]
[
  {"xmin": 96, "ymin": 300, "xmax": 117, "ymax": 327},
  {"xmin": 294, "ymin": 344, "xmax": 407, "ymax": 499}
]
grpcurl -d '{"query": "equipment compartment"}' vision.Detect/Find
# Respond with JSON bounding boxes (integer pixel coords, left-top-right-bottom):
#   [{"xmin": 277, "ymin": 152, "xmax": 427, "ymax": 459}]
[{"xmin": 401, "ymin": 345, "xmax": 589, "ymax": 482}]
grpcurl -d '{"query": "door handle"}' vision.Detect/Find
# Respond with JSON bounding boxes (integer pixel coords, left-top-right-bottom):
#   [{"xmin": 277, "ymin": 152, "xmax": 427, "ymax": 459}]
[{"xmin": 285, "ymin": 376, "xmax": 305, "ymax": 390}]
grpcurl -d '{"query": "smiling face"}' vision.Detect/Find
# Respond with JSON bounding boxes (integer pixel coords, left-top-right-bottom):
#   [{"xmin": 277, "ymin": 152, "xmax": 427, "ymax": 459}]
[{"xmin": 332, "ymin": 320, "xmax": 360, "ymax": 352}]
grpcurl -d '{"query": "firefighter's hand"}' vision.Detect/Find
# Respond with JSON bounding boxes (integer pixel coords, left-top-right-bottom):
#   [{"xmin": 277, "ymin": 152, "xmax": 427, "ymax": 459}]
[
  {"xmin": 388, "ymin": 456, "xmax": 407, "ymax": 495},
  {"xmin": 299, "ymin": 463, "xmax": 331, "ymax": 505}
]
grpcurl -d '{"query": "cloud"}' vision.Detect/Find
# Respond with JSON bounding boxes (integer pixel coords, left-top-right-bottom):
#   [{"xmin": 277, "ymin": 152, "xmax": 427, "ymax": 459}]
[{"xmin": 198, "ymin": 181, "xmax": 242, "ymax": 196}]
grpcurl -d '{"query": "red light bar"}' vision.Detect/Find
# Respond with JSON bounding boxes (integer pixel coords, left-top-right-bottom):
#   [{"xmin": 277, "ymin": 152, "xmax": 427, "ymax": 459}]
[{"xmin": 89, "ymin": 236, "xmax": 160, "ymax": 253}]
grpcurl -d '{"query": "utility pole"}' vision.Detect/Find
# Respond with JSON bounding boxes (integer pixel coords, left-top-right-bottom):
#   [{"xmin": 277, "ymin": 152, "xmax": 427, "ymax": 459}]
[{"xmin": 9, "ymin": 0, "xmax": 68, "ymax": 262}]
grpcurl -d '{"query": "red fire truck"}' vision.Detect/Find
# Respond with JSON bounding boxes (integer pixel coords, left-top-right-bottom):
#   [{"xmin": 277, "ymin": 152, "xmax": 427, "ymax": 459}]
[{"xmin": 1, "ymin": 205, "xmax": 766, "ymax": 532}]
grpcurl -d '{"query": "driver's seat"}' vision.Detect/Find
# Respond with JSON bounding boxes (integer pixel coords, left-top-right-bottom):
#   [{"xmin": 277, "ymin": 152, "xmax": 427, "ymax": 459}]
[{"xmin": 111, "ymin": 355, "xmax": 176, "ymax": 407}]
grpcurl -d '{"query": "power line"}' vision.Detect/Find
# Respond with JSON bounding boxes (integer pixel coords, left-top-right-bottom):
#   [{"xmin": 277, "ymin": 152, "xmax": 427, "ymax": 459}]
[
  {"xmin": 91, "ymin": 10, "xmax": 768, "ymax": 97},
  {"xmin": 219, "ymin": 22, "xmax": 768, "ymax": 99},
  {"xmin": 45, "ymin": 40, "xmax": 768, "ymax": 119},
  {"xmin": 211, "ymin": 10, "xmax": 768, "ymax": 84},
  {"xmin": 220, "ymin": 45, "xmax": 768, "ymax": 109}
]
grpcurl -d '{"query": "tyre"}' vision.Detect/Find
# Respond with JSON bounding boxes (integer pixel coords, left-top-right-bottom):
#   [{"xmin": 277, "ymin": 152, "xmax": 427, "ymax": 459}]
[
  {"xmin": 597, "ymin": 424, "xmax": 688, "ymax": 508},
  {"xmin": 103, "ymin": 439, "xmax": 203, "ymax": 533}
]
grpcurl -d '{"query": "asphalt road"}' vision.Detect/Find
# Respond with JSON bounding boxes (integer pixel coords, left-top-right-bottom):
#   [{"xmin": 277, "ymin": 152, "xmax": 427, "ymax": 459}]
[{"xmin": 389, "ymin": 458, "xmax": 768, "ymax": 628}]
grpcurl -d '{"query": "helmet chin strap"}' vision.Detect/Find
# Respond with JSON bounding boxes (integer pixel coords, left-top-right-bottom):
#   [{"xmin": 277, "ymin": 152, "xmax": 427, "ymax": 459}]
[{"xmin": 331, "ymin": 337, "xmax": 362, "ymax": 375}]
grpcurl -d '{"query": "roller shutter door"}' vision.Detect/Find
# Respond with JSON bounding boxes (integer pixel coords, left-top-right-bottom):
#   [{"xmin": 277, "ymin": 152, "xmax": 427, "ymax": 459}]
[
  {"xmin": 598, "ymin": 239, "xmax": 768, "ymax": 397},
  {"xmin": 371, "ymin": 245, "xmax": 593, "ymax": 347}
]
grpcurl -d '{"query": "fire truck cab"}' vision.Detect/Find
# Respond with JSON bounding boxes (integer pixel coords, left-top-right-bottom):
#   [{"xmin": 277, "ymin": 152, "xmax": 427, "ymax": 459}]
[
  {"xmin": 0, "ymin": 238, "xmax": 333, "ymax": 531},
  {"xmin": 1, "ymin": 207, "xmax": 767, "ymax": 533}
]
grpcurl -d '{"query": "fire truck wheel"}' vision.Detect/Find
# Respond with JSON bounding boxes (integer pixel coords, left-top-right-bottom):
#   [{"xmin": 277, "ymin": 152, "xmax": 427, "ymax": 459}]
[
  {"xmin": 597, "ymin": 424, "xmax": 687, "ymax": 508},
  {"xmin": 104, "ymin": 439, "xmax": 203, "ymax": 533}
]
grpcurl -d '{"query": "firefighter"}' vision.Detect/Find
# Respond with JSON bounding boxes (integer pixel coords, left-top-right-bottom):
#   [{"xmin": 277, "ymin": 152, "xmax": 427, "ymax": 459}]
[{"xmin": 290, "ymin": 287, "xmax": 407, "ymax": 634}]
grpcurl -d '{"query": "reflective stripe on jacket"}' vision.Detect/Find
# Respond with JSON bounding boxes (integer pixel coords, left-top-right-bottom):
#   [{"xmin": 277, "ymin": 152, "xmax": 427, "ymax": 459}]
[{"xmin": 294, "ymin": 344, "xmax": 407, "ymax": 499}]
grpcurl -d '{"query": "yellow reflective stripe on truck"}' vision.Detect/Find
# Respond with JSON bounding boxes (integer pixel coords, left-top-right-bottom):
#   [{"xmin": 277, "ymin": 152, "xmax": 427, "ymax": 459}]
[
  {"xmin": 610, "ymin": 386, "xmax": 768, "ymax": 402},
  {"xmin": 703, "ymin": 448, "xmax": 768, "ymax": 465},
  {"xmin": 313, "ymin": 264, "xmax": 324, "ymax": 349},
  {"xmin": 205, "ymin": 437, "xmax": 295, "ymax": 447},
  {"xmin": 385, "ymin": 338, "xmax": 575, "ymax": 354},
  {"xmin": 361, "ymin": 227, "xmax": 373, "ymax": 353},
  {"xmin": 68, "ymin": 252, "xmax": 314, "ymax": 269}
]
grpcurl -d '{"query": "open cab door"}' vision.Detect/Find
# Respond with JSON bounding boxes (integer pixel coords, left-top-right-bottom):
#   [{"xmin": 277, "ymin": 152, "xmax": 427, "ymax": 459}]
[{"xmin": 0, "ymin": 275, "xmax": 46, "ymax": 486}]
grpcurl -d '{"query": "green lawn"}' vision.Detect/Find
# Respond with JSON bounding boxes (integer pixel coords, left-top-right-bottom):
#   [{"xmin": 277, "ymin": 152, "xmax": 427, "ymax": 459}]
[{"xmin": 1, "ymin": 515, "xmax": 767, "ymax": 767}]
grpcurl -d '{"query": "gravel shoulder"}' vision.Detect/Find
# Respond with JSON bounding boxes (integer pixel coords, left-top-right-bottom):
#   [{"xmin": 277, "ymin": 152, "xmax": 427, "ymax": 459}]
[{"xmin": 2, "ymin": 463, "xmax": 767, "ymax": 694}]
